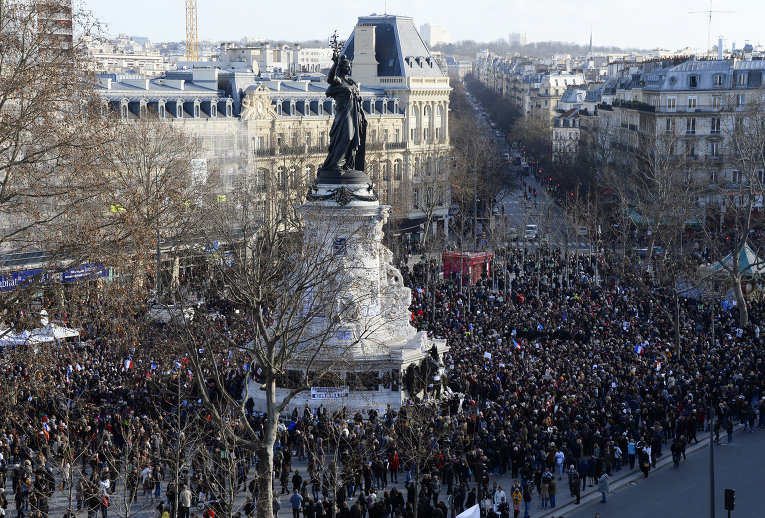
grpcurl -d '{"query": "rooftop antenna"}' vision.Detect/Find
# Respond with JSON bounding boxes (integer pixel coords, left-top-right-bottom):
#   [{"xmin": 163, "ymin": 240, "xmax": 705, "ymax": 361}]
[{"xmin": 689, "ymin": 0, "xmax": 733, "ymax": 57}]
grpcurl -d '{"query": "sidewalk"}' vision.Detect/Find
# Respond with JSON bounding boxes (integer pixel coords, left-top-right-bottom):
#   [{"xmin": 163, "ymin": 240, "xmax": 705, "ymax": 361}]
[{"xmin": 535, "ymin": 424, "xmax": 744, "ymax": 518}]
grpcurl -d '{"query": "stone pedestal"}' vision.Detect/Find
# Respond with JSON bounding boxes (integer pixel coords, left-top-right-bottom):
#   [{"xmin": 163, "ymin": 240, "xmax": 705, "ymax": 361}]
[{"xmin": 245, "ymin": 176, "xmax": 447, "ymax": 412}]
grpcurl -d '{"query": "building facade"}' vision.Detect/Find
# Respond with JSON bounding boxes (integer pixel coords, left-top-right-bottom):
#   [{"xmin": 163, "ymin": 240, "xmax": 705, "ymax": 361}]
[{"xmin": 96, "ymin": 15, "xmax": 453, "ymax": 241}]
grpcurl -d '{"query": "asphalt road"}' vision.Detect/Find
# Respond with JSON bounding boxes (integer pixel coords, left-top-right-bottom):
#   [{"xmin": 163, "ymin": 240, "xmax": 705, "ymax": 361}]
[
  {"xmin": 495, "ymin": 173, "xmax": 592, "ymax": 251},
  {"xmin": 564, "ymin": 427, "xmax": 765, "ymax": 518}
]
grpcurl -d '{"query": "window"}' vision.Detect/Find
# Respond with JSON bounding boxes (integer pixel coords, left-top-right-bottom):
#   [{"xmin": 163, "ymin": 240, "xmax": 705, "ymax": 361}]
[
  {"xmin": 710, "ymin": 117, "xmax": 721, "ymax": 134},
  {"xmin": 333, "ymin": 237, "xmax": 347, "ymax": 255},
  {"xmin": 667, "ymin": 97, "xmax": 677, "ymax": 112},
  {"xmin": 689, "ymin": 75, "xmax": 699, "ymax": 88},
  {"xmin": 226, "ymin": 104, "xmax": 232, "ymax": 117},
  {"xmin": 712, "ymin": 96, "xmax": 722, "ymax": 109},
  {"xmin": 665, "ymin": 118, "xmax": 675, "ymax": 135},
  {"xmin": 194, "ymin": 105, "xmax": 199, "ymax": 118},
  {"xmin": 686, "ymin": 118, "xmax": 696, "ymax": 135},
  {"xmin": 710, "ymin": 141, "xmax": 719, "ymax": 158},
  {"xmin": 305, "ymin": 133, "xmax": 311, "ymax": 147},
  {"xmin": 731, "ymin": 170, "xmax": 742, "ymax": 183},
  {"xmin": 714, "ymin": 75, "xmax": 723, "ymax": 87},
  {"xmin": 158, "ymin": 105, "xmax": 165, "ymax": 118},
  {"xmin": 121, "ymin": 104, "xmax": 127, "ymax": 118},
  {"xmin": 737, "ymin": 94, "xmax": 746, "ymax": 106},
  {"xmin": 395, "ymin": 129, "xmax": 400, "ymax": 142},
  {"xmin": 687, "ymin": 97, "xmax": 697, "ymax": 110},
  {"xmin": 686, "ymin": 142, "xmax": 695, "ymax": 157},
  {"xmin": 737, "ymin": 73, "xmax": 747, "ymax": 87},
  {"xmin": 211, "ymin": 105, "xmax": 217, "ymax": 117}
]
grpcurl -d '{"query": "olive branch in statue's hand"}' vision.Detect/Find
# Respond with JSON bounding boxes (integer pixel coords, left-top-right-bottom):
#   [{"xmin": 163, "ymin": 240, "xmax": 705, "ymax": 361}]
[{"xmin": 330, "ymin": 30, "xmax": 344, "ymax": 63}]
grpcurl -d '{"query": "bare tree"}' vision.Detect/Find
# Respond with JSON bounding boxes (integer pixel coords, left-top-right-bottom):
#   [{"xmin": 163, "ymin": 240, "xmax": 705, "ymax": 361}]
[
  {"xmin": 704, "ymin": 90, "xmax": 765, "ymax": 325},
  {"xmin": 99, "ymin": 116, "xmax": 213, "ymax": 294},
  {"xmin": 0, "ymin": 0, "xmax": 114, "ymax": 309}
]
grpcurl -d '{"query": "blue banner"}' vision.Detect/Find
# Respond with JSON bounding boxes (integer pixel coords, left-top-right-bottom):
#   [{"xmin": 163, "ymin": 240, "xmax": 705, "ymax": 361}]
[{"xmin": 0, "ymin": 263, "xmax": 109, "ymax": 291}]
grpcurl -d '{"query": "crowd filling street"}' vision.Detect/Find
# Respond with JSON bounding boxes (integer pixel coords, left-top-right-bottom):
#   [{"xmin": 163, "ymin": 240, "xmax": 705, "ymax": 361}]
[{"xmin": 1, "ymin": 238, "xmax": 765, "ymax": 518}]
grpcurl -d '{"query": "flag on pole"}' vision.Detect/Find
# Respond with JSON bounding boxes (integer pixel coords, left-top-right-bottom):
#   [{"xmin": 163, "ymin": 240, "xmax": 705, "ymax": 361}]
[
  {"xmin": 124, "ymin": 358, "xmax": 134, "ymax": 370},
  {"xmin": 634, "ymin": 344, "xmax": 644, "ymax": 355},
  {"xmin": 512, "ymin": 338, "xmax": 521, "ymax": 350}
]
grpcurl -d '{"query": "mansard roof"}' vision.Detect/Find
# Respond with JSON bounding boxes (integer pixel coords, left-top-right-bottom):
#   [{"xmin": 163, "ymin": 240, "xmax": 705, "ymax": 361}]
[{"xmin": 341, "ymin": 14, "xmax": 445, "ymax": 78}]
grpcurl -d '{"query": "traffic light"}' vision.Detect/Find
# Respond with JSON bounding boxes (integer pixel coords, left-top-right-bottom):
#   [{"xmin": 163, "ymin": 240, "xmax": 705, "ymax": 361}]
[{"xmin": 724, "ymin": 488, "xmax": 735, "ymax": 511}]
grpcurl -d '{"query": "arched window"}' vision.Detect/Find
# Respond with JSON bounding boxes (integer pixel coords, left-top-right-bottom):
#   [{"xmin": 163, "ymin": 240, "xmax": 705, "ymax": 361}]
[
  {"xmin": 194, "ymin": 105, "xmax": 200, "ymax": 118},
  {"xmin": 226, "ymin": 104, "xmax": 232, "ymax": 117},
  {"xmin": 121, "ymin": 104, "xmax": 127, "ymax": 118},
  {"xmin": 159, "ymin": 105, "xmax": 165, "ymax": 118},
  {"xmin": 211, "ymin": 105, "xmax": 217, "ymax": 117}
]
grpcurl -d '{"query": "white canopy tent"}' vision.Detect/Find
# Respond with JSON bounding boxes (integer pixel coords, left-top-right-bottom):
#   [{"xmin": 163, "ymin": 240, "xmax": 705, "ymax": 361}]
[
  {"xmin": 31, "ymin": 323, "xmax": 80, "ymax": 340},
  {"xmin": 0, "ymin": 323, "xmax": 80, "ymax": 348}
]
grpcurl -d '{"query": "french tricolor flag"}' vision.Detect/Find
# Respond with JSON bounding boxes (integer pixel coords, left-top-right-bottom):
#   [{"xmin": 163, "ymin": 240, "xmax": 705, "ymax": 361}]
[
  {"xmin": 124, "ymin": 358, "xmax": 134, "ymax": 369},
  {"xmin": 512, "ymin": 338, "xmax": 521, "ymax": 350},
  {"xmin": 634, "ymin": 344, "xmax": 644, "ymax": 355}
]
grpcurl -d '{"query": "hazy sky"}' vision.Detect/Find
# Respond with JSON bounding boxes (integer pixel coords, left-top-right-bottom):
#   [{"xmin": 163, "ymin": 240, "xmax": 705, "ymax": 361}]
[{"xmin": 83, "ymin": 0, "xmax": 763, "ymax": 52}]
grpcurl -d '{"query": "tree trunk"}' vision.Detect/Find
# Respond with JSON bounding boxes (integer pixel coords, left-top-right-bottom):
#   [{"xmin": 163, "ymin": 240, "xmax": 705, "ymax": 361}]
[
  {"xmin": 733, "ymin": 275, "xmax": 749, "ymax": 326},
  {"xmin": 256, "ymin": 379, "xmax": 278, "ymax": 518}
]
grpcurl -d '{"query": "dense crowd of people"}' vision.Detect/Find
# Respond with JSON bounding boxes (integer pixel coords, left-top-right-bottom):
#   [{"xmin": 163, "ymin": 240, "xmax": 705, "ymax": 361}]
[{"xmin": 1, "ymin": 240, "xmax": 765, "ymax": 518}]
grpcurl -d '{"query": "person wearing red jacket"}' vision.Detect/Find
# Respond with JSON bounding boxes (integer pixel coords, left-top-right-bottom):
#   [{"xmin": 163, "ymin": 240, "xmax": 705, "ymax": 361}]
[{"xmin": 388, "ymin": 451, "xmax": 400, "ymax": 483}]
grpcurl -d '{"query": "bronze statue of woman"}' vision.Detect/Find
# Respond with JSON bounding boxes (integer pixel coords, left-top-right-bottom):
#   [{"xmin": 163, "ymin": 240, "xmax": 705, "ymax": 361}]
[{"xmin": 317, "ymin": 50, "xmax": 368, "ymax": 181}]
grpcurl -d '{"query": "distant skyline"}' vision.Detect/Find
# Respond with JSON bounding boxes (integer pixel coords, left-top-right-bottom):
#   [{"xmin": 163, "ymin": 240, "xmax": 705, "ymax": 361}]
[{"xmin": 83, "ymin": 0, "xmax": 763, "ymax": 52}]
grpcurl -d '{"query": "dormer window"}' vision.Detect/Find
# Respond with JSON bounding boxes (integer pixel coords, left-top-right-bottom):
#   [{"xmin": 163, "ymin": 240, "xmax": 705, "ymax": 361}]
[
  {"xmin": 689, "ymin": 75, "xmax": 699, "ymax": 88},
  {"xmin": 714, "ymin": 75, "xmax": 723, "ymax": 87}
]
